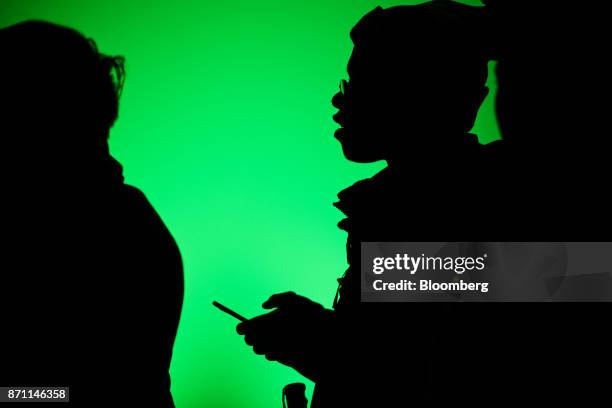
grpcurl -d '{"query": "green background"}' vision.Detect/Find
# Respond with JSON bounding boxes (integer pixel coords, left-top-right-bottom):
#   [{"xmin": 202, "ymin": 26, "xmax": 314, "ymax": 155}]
[{"xmin": 0, "ymin": 1, "xmax": 497, "ymax": 406}]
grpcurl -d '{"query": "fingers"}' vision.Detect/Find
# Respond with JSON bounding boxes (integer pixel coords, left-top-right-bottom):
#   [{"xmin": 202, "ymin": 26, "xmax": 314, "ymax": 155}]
[
  {"xmin": 262, "ymin": 291, "xmax": 306, "ymax": 309},
  {"xmin": 256, "ymin": 348, "xmax": 282, "ymax": 362},
  {"xmin": 236, "ymin": 310, "xmax": 291, "ymax": 362},
  {"xmin": 236, "ymin": 321, "xmax": 247, "ymax": 335},
  {"xmin": 236, "ymin": 309, "xmax": 276, "ymax": 334},
  {"xmin": 245, "ymin": 334, "xmax": 284, "ymax": 360},
  {"xmin": 236, "ymin": 295, "xmax": 325, "ymax": 366},
  {"xmin": 236, "ymin": 310, "xmax": 284, "ymax": 346}
]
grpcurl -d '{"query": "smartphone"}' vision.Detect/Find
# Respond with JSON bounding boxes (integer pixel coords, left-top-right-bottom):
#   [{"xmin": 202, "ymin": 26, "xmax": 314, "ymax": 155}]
[{"xmin": 212, "ymin": 301, "xmax": 248, "ymax": 322}]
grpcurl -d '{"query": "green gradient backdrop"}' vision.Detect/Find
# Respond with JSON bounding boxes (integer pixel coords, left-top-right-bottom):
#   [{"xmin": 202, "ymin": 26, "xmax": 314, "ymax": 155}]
[{"xmin": 1, "ymin": 1, "xmax": 497, "ymax": 406}]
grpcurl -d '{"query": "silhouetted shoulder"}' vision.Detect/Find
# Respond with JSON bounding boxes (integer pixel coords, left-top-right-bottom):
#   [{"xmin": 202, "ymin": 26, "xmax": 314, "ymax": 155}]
[
  {"xmin": 120, "ymin": 185, "xmax": 182, "ymax": 253},
  {"xmin": 121, "ymin": 184, "xmax": 154, "ymax": 203}
]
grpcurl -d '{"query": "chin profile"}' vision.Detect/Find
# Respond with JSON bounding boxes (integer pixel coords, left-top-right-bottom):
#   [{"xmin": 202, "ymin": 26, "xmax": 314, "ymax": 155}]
[
  {"xmin": 341, "ymin": 147, "xmax": 383, "ymax": 163},
  {"xmin": 336, "ymin": 130, "xmax": 385, "ymax": 163}
]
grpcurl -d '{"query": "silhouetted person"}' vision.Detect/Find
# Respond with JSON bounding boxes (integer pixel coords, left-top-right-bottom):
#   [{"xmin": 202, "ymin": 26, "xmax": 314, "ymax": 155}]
[
  {"xmin": 473, "ymin": 1, "xmax": 612, "ymax": 404},
  {"xmin": 237, "ymin": 2, "xmax": 491, "ymax": 406},
  {"xmin": 483, "ymin": 1, "xmax": 611, "ymax": 239},
  {"xmin": 0, "ymin": 21, "xmax": 183, "ymax": 406}
]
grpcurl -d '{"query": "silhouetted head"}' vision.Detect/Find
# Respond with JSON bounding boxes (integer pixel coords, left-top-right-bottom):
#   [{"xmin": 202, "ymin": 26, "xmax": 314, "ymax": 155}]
[
  {"xmin": 0, "ymin": 21, "xmax": 125, "ymax": 158},
  {"xmin": 332, "ymin": 1, "xmax": 489, "ymax": 163}
]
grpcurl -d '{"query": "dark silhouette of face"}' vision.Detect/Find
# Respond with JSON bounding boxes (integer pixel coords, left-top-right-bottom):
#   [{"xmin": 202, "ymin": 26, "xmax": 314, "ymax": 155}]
[
  {"xmin": 332, "ymin": 45, "xmax": 391, "ymax": 163},
  {"xmin": 332, "ymin": 3, "xmax": 489, "ymax": 164}
]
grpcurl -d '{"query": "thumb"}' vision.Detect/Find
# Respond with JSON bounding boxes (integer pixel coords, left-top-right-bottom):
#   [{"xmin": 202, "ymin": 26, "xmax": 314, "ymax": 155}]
[{"xmin": 262, "ymin": 291, "xmax": 304, "ymax": 309}]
